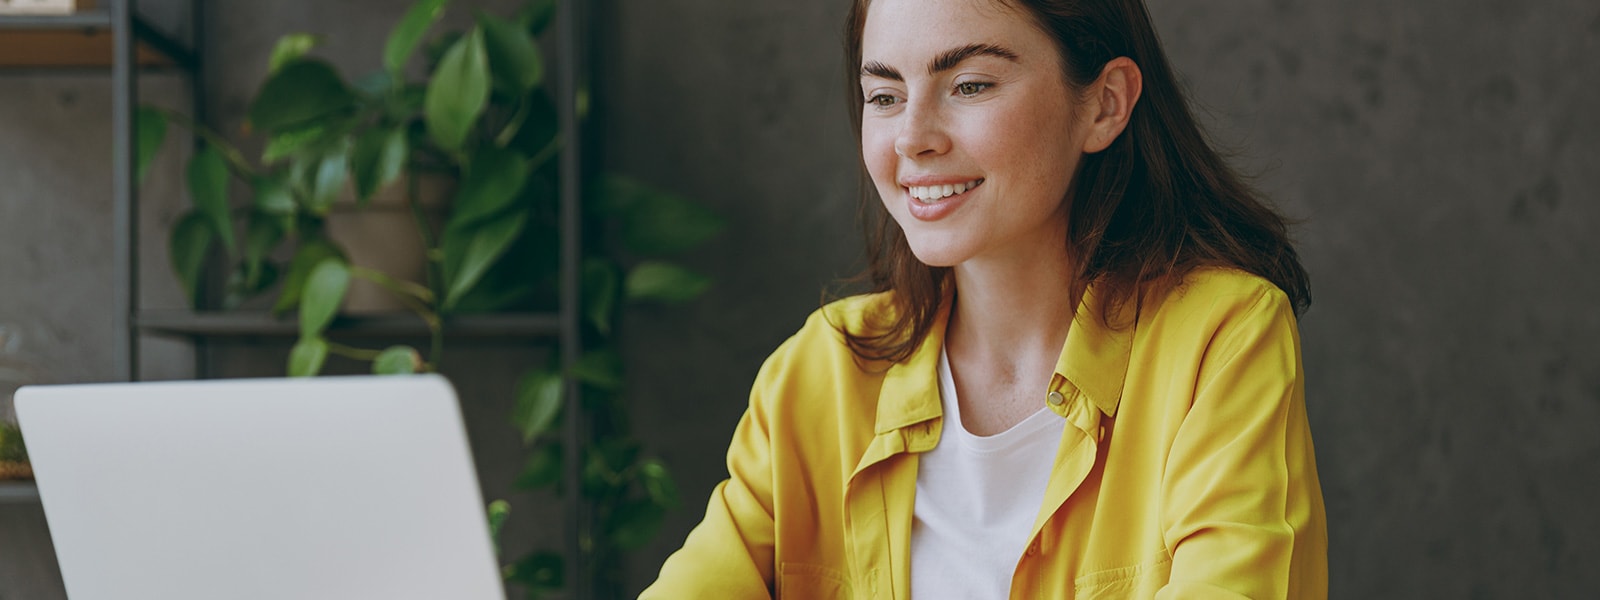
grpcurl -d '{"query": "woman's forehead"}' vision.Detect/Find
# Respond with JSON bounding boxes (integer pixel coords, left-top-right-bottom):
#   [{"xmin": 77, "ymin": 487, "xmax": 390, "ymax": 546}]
[{"xmin": 861, "ymin": 0, "xmax": 1049, "ymax": 66}]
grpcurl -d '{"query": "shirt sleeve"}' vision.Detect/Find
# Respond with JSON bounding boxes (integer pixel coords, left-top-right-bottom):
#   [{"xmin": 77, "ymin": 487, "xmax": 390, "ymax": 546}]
[
  {"xmin": 637, "ymin": 354, "xmax": 783, "ymax": 599},
  {"xmin": 1155, "ymin": 287, "xmax": 1329, "ymax": 599}
]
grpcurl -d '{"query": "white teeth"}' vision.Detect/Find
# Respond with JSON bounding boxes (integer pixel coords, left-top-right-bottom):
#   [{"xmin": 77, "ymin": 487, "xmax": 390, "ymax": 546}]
[{"xmin": 908, "ymin": 179, "xmax": 982, "ymax": 203}]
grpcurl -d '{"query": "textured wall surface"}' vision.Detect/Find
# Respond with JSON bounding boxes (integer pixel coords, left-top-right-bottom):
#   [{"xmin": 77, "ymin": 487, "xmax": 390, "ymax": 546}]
[
  {"xmin": 599, "ymin": 0, "xmax": 1600, "ymax": 597},
  {"xmin": 2, "ymin": 0, "xmax": 1597, "ymax": 598}
]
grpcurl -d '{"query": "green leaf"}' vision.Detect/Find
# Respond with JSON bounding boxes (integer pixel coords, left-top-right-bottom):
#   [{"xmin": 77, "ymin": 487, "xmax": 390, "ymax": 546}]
[
  {"xmin": 0, "ymin": 422, "xmax": 26, "ymax": 462},
  {"xmin": 446, "ymin": 146, "xmax": 529, "ymax": 230},
  {"xmin": 638, "ymin": 457, "xmax": 680, "ymax": 508},
  {"xmin": 268, "ymin": 33, "xmax": 320, "ymax": 74},
  {"xmin": 222, "ymin": 261, "xmax": 279, "ymax": 309},
  {"xmin": 486, "ymin": 499, "xmax": 510, "ymax": 555},
  {"xmin": 424, "ymin": 28, "xmax": 490, "ymax": 155},
  {"xmin": 512, "ymin": 369, "xmax": 563, "ymax": 444},
  {"xmin": 506, "ymin": 551, "xmax": 563, "ymax": 590},
  {"xmin": 305, "ymin": 142, "xmax": 351, "ymax": 215},
  {"xmin": 187, "ymin": 145, "xmax": 236, "ymax": 257},
  {"xmin": 299, "ymin": 257, "xmax": 350, "ymax": 337},
  {"xmin": 421, "ymin": 31, "xmax": 464, "ymax": 71},
  {"xmin": 352, "ymin": 71, "xmax": 395, "ymax": 99},
  {"xmin": 508, "ymin": 92, "xmax": 559, "ymax": 159},
  {"xmin": 252, "ymin": 173, "xmax": 296, "ymax": 215},
  {"xmin": 273, "ymin": 238, "xmax": 345, "ymax": 314},
  {"xmin": 514, "ymin": 443, "xmax": 562, "ymax": 490},
  {"xmin": 477, "ymin": 11, "xmax": 543, "ymax": 93},
  {"xmin": 135, "ymin": 106, "xmax": 166, "ymax": 186},
  {"xmin": 441, "ymin": 206, "xmax": 529, "ymax": 310},
  {"xmin": 582, "ymin": 447, "xmax": 615, "ymax": 495},
  {"xmin": 372, "ymin": 345, "xmax": 421, "ymax": 375},
  {"xmin": 261, "ymin": 125, "xmax": 327, "ymax": 165},
  {"xmin": 384, "ymin": 0, "xmax": 450, "ymax": 74},
  {"xmin": 247, "ymin": 59, "xmax": 355, "ymax": 133},
  {"xmin": 607, "ymin": 499, "xmax": 666, "ymax": 550},
  {"xmin": 243, "ymin": 211, "xmax": 285, "ymax": 288},
  {"xmin": 627, "ymin": 195, "xmax": 723, "ymax": 256},
  {"xmin": 624, "ymin": 261, "xmax": 711, "ymax": 304},
  {"xmin": 571, "ymin": 348, "xmax": 624, "ymax": 391},
  {"xmin": 168, "ymin": 211, "xmax": 213, "ymax": 308},
  {"xmin": 582, "ymin": 258, "xmax": 618, "ymax": 335},
  {"xmin": 445, "ymin": 214, "xmax": 550, "ymax": 314},
  {"xmin": 287, "ymin": 336, "xmax": 329, "ymax": 377},
  {"xmin": 351, "ymin": 126, "xmax": 408, "ymax": 203},
  {"xmin": 589, "ymin": 174, "xmax": 725, "ymax": 256},
  {"xmin": 514, "ymin": 0, "xmax": 557, "ymax": 35}
]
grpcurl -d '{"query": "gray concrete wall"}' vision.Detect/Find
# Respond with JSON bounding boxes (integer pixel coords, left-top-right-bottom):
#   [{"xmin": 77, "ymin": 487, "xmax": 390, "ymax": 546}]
[
  {"xmin": 601, "ymin": 0, "xmax": 1600, "ymax": 597},
  {"xmin": 2, "ymin": 0, "xmax": 1597, "ymax": 598}
]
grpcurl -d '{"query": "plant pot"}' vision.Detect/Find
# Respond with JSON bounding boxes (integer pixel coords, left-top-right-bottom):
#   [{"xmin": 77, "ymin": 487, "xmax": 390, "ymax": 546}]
[{"xmin": 323, "ymin": 175, "xmax": 453, "ymax": 314}]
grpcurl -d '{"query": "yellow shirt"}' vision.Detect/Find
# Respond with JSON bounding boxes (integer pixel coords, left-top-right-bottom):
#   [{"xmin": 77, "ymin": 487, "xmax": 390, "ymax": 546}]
[{"xmin": 640, "ymin": 268, "xmax": 1327, "ymax": 599}]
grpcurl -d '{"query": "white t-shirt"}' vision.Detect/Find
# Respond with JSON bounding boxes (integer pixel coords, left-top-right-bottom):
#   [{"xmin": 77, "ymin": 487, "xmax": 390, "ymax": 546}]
[{"xmin": 910, "ymin": 348, "xmax": 1066, "ymax": 600}]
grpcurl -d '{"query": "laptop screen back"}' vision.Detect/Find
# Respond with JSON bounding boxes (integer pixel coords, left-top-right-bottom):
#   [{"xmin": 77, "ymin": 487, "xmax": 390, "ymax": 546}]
[{"xmin": 15, "ymin": 374, "xmax": 505, "ymax": 600}]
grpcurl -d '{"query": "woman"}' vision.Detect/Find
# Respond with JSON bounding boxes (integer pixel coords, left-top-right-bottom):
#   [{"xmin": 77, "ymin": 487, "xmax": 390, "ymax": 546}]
[{"xmin": 642, "ymin": 0, "xmax": 1326, "ymax": 597}]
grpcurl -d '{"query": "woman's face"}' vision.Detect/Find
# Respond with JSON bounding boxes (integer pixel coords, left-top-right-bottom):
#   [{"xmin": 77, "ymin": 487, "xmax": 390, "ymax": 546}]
[{"xmin": 860, "ymin": 0, "xmax": 1091, "ymax": 269}]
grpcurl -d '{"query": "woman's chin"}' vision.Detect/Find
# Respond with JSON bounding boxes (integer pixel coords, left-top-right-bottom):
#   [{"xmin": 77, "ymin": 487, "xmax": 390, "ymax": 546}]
[{"xmin": 905, "ymin": 242, "xmax": 968, "ymax": 269}]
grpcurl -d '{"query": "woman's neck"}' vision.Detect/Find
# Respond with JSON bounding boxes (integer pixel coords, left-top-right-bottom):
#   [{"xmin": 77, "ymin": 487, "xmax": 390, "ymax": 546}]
[{"xmin": 945, "ymin": 248, "xmax": 1077, "ymax": 379}]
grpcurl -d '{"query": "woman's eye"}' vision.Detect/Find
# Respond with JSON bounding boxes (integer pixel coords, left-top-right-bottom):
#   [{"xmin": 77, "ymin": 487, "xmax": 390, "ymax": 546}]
[
  {"xmin": 955, "ymin": 82, "xmax": 991, "ymax": 96},
  {"xmin": 867, "ymin": 94, "xmax": 898, "ymax": 107}
]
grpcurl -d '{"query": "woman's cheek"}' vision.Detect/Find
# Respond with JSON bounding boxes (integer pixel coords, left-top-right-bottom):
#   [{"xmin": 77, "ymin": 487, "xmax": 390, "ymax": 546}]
[{"xmin": 861, "ymin": 127, "xmax": 899, "ymax": 201}]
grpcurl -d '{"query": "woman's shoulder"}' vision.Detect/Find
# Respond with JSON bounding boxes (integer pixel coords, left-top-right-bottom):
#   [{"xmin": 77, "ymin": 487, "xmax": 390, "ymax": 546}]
[
  {"xmin": 1155, "ymin": 266, "xmax": 1292, "ymax": 317},
  {"xmin": 766, "ymin": 291, "xmax": 896, "ymax": 367},
  {"xmin": 744, "ymin": 292, "xmax": 897, "ymax": 425},
  {"xmin": 1137, "ymin": 267, "xmax": 1297, "ymax": 339}
]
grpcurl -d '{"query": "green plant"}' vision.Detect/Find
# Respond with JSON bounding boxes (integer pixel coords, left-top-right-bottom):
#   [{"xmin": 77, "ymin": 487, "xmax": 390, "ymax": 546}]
[
  {"xmin": 137, "ymin": 0, "xmax": 721, "ymax": 596},
  {"xmin": 0, "ymin": 422, "xmax": 25, "ymax": 463}
]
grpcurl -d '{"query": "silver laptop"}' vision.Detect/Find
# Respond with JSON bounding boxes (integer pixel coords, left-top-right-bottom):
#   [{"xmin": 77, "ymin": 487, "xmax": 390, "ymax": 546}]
[{"xmin": 14, "ymin": 374, "xmax": 506, "ymax": 600}]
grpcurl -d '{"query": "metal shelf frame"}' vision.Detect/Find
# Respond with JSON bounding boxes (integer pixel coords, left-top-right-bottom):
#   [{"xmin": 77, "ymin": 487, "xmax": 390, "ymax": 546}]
[
  {"xmin": 0, "ymin": 481, "xmax": 40, "ymax": 504},
  {"xmin": 0, "ymin": 0, "xmax": 203, "ymax": 514}
]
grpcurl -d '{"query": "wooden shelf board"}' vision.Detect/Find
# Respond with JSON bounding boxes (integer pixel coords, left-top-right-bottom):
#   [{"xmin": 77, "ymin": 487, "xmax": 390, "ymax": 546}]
[
  {"xmin": 0, "ymin": 27, "xmax": 171, "ymax": 67},
  {"xmin": 137, "ymin": 311, "xmax": 565, "ymax": 339}
]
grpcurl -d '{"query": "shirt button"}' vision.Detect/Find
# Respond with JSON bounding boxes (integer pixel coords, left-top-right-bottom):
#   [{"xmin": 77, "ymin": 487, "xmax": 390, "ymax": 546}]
[{"xmin": 1047, "ymin": 391, "xmax": 1065, "ymax": 406}]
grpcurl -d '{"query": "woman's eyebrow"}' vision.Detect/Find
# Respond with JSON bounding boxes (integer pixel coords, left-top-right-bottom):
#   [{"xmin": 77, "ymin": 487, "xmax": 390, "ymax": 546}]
[
  {"xmin": 928, "ymin": 43, "xmax": 1019, "ymax": 75},
  {"xmin": 859, "ymin": 43, "xmax": 1021, "ymax": 81},
  {"xmin": 861, "ymin": 61, "xmax": 902, "ymax": 81}
]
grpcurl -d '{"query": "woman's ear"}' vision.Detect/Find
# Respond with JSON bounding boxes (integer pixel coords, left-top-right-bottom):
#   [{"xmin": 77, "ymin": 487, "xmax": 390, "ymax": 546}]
[{"xmin": 1082, "ymin": 56, "xmax": 1143, "ymax": 154}]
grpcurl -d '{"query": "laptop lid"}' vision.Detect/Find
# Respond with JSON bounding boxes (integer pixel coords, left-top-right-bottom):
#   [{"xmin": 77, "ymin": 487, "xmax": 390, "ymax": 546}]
[{"xmin": 15, "ymin": 374, "xmax": 506, "ymax": 600}]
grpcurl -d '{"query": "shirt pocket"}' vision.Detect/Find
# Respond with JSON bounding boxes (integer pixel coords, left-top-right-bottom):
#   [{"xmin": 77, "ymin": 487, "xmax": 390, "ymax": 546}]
[
  {"xmin": 778, "ymin": 562, "xmax": 853, "ymax": 599},
  {"xmin": 1072, "ymin": 550, "xmax": 1172, "ymax": 599}
]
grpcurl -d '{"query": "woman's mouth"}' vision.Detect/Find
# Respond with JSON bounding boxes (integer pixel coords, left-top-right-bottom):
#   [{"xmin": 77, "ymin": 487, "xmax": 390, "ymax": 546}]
[{"xmin": 908, "ymin": 178, "xmax": 984, "ymax": 204}]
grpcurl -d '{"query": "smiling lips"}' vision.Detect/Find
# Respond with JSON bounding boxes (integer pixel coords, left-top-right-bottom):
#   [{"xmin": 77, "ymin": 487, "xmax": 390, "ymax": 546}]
[
  {"xmin": 908, "ymin": 178, "xmax": 984, "ymax": 204},
  {"xmin": 902, "ymin": 178, "xmax": 983, "ymax": 222}
]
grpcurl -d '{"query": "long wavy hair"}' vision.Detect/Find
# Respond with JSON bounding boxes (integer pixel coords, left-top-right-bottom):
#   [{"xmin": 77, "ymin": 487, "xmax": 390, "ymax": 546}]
[{"xmin": 836, "ymin": 0, "xmax": 1311, "ymax": 363}]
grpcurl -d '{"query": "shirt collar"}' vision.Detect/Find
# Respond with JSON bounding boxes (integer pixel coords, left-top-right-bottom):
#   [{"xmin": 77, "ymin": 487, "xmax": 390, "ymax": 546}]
[
  {"xmin": 1054, "ymin": 284, "xmax": 1133, "ymax": 418},
  {"xmin": 873, "ymin": 282, "xmax": 1134, "ymax": 434}
]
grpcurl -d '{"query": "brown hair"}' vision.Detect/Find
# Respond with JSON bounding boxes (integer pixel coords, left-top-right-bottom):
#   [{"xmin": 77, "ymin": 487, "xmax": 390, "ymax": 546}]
[{"xmin": 837, "ymin": 0, "xmax": 1311, "ymax": 363}]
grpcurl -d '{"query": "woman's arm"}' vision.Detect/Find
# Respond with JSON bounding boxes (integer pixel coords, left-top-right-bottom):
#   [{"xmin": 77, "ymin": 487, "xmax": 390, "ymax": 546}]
[
  {"xmin": 1156, "ymin": 288, "xmax": 1328, "ymax": 599},
  {"xmin": 638, "ymin": 361, "xmax": 783, "ymax": 598}
]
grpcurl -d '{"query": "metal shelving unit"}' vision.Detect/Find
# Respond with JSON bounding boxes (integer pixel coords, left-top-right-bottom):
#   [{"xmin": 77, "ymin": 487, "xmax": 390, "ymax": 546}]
[
  {"xmin": 6, "ymin": 0, "xmax": 593, "ymax": 595},
  {"xmin": 0, "ymin": 0, "xmax": 200, "ymax": 507}
]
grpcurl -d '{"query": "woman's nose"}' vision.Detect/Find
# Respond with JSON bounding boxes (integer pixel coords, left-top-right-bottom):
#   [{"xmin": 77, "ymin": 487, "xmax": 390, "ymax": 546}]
[{"xmin": 893, "ymin": 103, "xmax": 952, "ymax": 159}]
